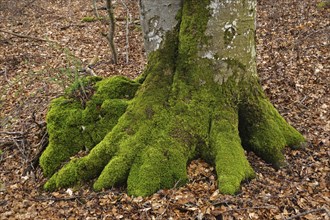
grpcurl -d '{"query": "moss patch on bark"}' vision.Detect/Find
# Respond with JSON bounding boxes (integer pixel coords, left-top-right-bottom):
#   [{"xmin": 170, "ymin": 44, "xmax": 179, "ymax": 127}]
[{"xmin": 238, "ymin": 81, "xmax": 305, "ymax": 169}]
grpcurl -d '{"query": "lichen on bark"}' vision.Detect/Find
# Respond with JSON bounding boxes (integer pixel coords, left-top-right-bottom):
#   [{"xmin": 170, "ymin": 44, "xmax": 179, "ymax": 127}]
[{"xmin": 40, "ymin": 0, "xmax": 305, "ymax": 196}]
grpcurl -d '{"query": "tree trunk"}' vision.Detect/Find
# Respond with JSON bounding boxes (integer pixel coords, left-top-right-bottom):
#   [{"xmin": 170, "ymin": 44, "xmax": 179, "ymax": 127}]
[{"xmin": 40, "ymin": 0, "xmax": 305, "ymax": 196}]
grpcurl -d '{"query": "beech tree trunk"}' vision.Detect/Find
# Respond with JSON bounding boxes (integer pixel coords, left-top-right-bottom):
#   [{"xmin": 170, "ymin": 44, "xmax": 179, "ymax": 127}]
[{"xmin": 40, "ymin": 0, "xmax": 305, "ymax": 196}]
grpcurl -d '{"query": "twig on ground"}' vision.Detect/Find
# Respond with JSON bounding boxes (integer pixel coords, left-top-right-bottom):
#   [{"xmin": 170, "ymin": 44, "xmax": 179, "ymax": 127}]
[
  {"xmin": 34, "ymin": 196, "xmax": 81, "ymax": 202},
  {"xmin": 159, "ymin": 180, "xmax": 183, "ymax": 217},
  {"xmin": 212, "ymin": 199, "xmax": 235, "ymax": 206},
  {"xmin": 0, "ymin": 68, "xmax": 9, "ymax": 82},
  {"xmin": 32, "ymin": 111, "xmax": 46, "ymax": 130},
  {"xmin": 0, "ymin": 131, "xmax": 26, "ymax": 136},
  {"xmin": 60, "ymin": 24, "xmax": 86, "ymax": 31},
  {"xmin": 13, "ymin": 0, "xmax": 37, "ymax": 16},
  {"xmin": 297, "ymin": 25, "xmax": 330, "ymax": 43},
  {"xmin": 0, "ymin": 29, "xmax": 60, "ymax": 44},
  {"xmin": 13, "ymin": 138, "xmax": 29, "ymax": 162},
  {"xmin": 285, "ymin": 207, "xmax": 330, "ymax": 220},
  {"xmin": 0, "ymin": 200, "xmax": 7, "ymax": 206},
  {"xmin": 87, "ymin": 6, "xmax": 107, "ymax": 11},
  {"xmin": 0, "ymin": 139, "xmax": 14, "ymax": 147},
  {"xmin": 0, "ymin": 131, "xmax": 27, "ymax": 161},
  {"xmin": 23, "ymin": 112, "xmax": 48, "ymax": 175},
  {"xmin": 222, "ymin": 205, "xmax": 278, "ymax": 213},
  {"xmin": 33, "ymin": 191, "xmax": 111, "ymax": 202},
  {"xmin": 23, "ymin": 130, "xmax": 48, "ymax": 175}
]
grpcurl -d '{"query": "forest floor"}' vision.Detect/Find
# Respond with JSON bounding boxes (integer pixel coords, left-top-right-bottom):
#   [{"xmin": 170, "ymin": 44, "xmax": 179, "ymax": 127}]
[{"xmin": 0, "ymin": 0, "xmax": 329, "ymax": 219}]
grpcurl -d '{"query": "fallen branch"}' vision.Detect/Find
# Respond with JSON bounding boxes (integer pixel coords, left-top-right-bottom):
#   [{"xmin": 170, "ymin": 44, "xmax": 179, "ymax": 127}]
[
  {"xmin": 13, "ymin": 0, "xmax": 37, "ymax": 16},
  {"xmin": 13, "ymin": 137, "xmax": 29, "ymax": 162},
  {"xmin": 0, "ymin": 200, "xmax": 7, "ymax": 206},
  {"xmin": 285, "ymin": 207, "xmax": 330, "ymax": 220},
  {"xmin": 222, "ymin": 205, "xmax": 277, "ymax": 213},
  {"xmin": 33, "ymin": 191, "xmax": 111, "ymax": 202},
  {"xmin": 32, "ymin": 111, "xmax": 47, "ymax": 130},
  {"xmin": 0, "ymin": 68, "xmax": 9, "ymax": 82},
  {"xmin": 34, "ymin": 196, "xmax": 81, "ymax": 202},
  {"xmin": 212, "ymin": 199, "xmax": 235, "ymax": 206},
  {"xmin": 0, "ymin": 29, "xmax": 60, "ymax": 44},
  {"xmin": 60, "ymin": 24, "xmax": 86, "ymax": 31},
  {"xmin": 0, "ymin": 131, "xmax": 26, "ymax": 136},
  {"xmin": 23, "ymin": 130, "xmax": 48, "ymax": 175},
  {"xmin": 0, "ymin": 130, "xmax": 29, "ymax": 164},
  {"xmin": 23, "ymin": 112, "xmax": 48, "ymax": 175},
  {"xmin": 0, "ymin": 139, "xmax": 14, "ymax": 147}
]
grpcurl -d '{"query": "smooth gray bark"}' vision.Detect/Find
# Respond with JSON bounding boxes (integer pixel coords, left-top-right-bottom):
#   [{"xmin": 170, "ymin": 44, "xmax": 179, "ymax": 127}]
[{"xmin": 139, "ymin": 0, "xmax": 182, "ymax": 53}]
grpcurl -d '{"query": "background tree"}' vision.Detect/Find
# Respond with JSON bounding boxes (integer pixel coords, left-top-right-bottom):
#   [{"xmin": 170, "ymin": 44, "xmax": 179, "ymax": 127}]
[
  {"xmin": 39, "ymin": 0, "xmax": 304, "ymax": 196},
  {"xmin": 105, "ymin": 0, "xmax": 118, "ymax": 64}
]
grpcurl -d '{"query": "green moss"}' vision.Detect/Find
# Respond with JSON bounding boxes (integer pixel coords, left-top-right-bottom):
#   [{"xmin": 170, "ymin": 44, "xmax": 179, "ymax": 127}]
[
  {"xmin": 317, "ymin": 1, "xmax": 330, "ymax": 9},
  {"xmin": 44, "ymin": 173, "xmax": 57, "ymax": 191},
  {"xmin": 44, "ymin": 125, "xmax": 126, "ymax": 191},
  {"xmin": 238, "ymin": 83, "xmax": 305, "ymax": 169},
  {"xmin": 127, "ymin": 145, "xmax": 188, "ymax": 196},
  {"xmin": 82, "ymin": 99, "xmax": 128, "ymax": 149},
  {"xmin": 40, "ymin": 97, "xmax": 84, "ymax": 177},
  {"xmin": 210, "ymin": 107, "xmax": 255, "ymax": 194},
  {"xmin": 40, "ymin": 76, "xmax": 140, "ymax": 177},
  {"xmin": 223, "ymin": 58, "xmax": 246, "ymax": 71},
  {"xmin": 81, "ymin": 16, "xmax": 99, "ymax": 22},
  {"xmin": 91, "ymin": 28, "xmax": 185, "ymax": 195},
  {"xmin": 94, "ymin": 76, "xmax": 140, "ymax": 100}
]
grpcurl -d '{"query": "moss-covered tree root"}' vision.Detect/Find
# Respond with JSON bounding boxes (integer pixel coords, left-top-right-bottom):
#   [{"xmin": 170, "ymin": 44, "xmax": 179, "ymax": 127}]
[
  {"xmin": 40, "ymin": 76, "xmax": 140, "ymax": 177},
  {"xmin": 40, "ymin": 0, "xmax": 305, "ymax": 196}
]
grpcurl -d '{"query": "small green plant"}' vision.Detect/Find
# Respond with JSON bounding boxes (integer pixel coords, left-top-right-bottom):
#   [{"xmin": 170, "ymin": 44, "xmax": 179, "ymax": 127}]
[
  {"xmin": 66, "ymin": 76, "xmax": 103, "ymax": 108},
  {"xmin": 51, "ymin": 47, "xmax": 84, "ymax": 92},
  {"xmin": 134, "ymin": 24, "xmax": 142, "ymax": 32},
  {"xmin": 0, "ymin": 149, "xmax": 3, "ymax": 156},
  {"xmin": 317, "ymin": 0, "xmax": 330, "ymax": 8}
]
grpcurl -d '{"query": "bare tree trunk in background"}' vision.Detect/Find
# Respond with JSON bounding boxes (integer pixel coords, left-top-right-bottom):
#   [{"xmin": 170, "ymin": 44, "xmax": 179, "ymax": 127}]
[
  {"xmin": 92, "ymin": 0, "xmax": 100, "ymax": 18},
  {"xmin": 120, "ymin": 0, "xmax": 131, "ymax": 63},
  {"xmin": 106, "ymin": 0, "xmax": 117, "ymax": 64}
]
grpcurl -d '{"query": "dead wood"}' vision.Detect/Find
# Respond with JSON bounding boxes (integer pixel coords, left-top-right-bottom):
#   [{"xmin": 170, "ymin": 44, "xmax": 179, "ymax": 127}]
[
  {"xmin": 285, "ymin": 207, "xmax": 330, "ymax": 220},
  {"xmin": 0, "ymin": 29, "xmax": 60, "ymax": 44}
]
